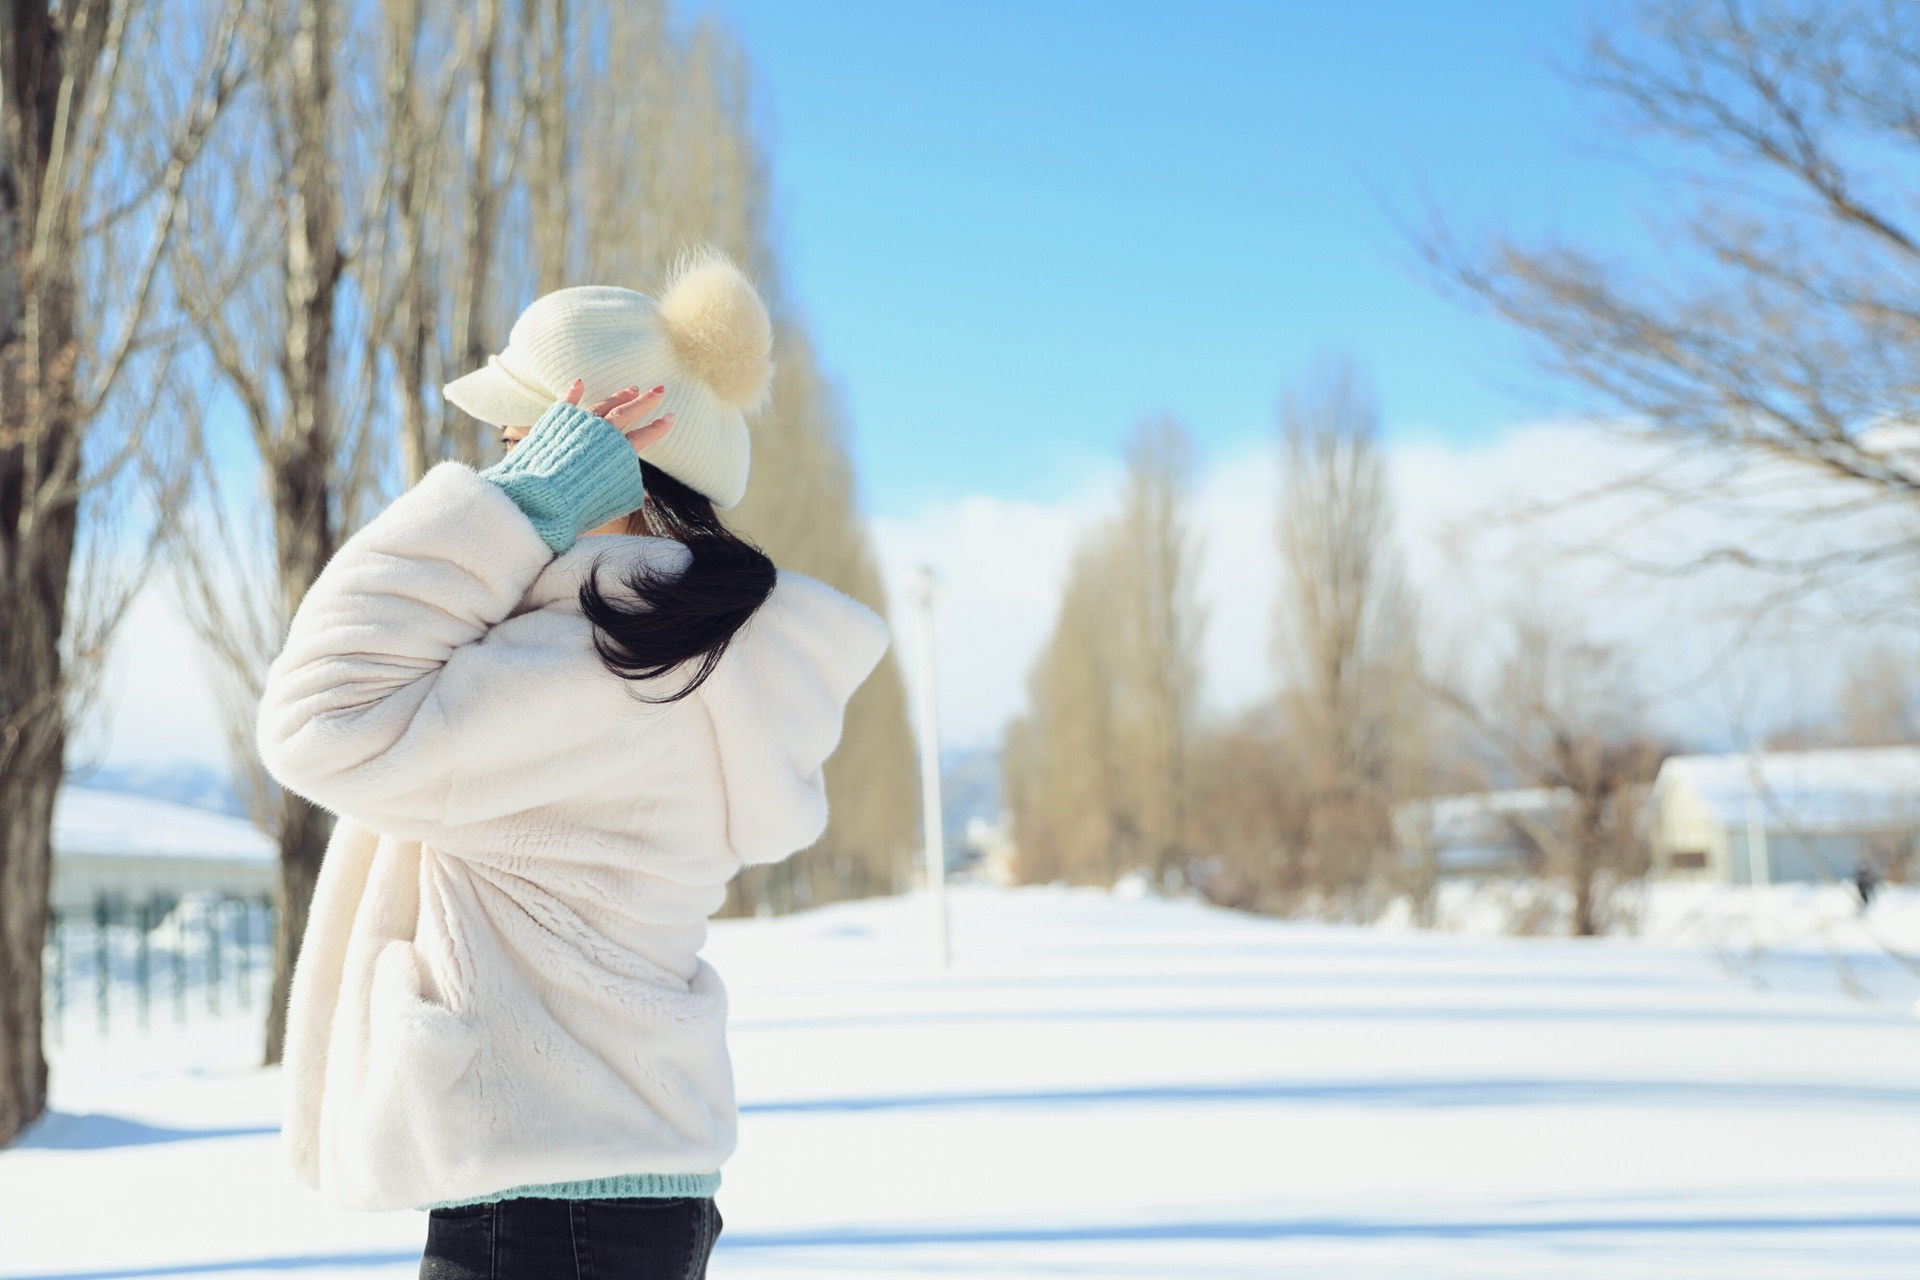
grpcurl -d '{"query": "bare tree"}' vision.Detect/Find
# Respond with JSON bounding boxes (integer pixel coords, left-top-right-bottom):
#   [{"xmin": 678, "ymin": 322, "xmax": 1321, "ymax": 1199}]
[
  {"xmin": 1276, "ymin": 362, "xmax": 1424, "ymax": 910},
  {"xmin": 1185, "ymin": 702, "xmax": 1313, "ymax": 912},
  {"xmin": 1005, "ymin": 535, "xmax": 1124, "ymax": 885},
  {"xmin": 377, "ymin": 0, "xmax": 435, "ymax": 483},
  {"xmin": 444, "ymin": 0, "xmax": 511, "ymax": 468},
  {"xmin": 523, "ymin": 0, "xmax": 568, "ymax": 292},
  {"xmin": 1831, "ymin": 643, "xmax": 1920, "ymax": 746},
  {"xmin": 1421, "ymin": 0, "xmax": 1920, "ymax": 616},
  {"xmin": 0, "ymin": 0, "xmax": 241, "ymax": 1145},
  {"xmin": 1005, "ymin": 418, "xmax": 1205, "ymax": 887},
  {"xmin": 1108, "ymin": 419, "xmax": 1205, "ymax": 883},
  {"xmin": 170, "ymin": 0, "xmax": 354, "ymax": 1065},
  {"xmin": 574, "ymin": 4, "xmax": 771, "ymax": 292},
  {"xmin": 161, "ymin": 0, "xmax": 535, "ymax": 1063},
  {"xmin": 1438, "ymin": 608, "xmax": 1662, "ymax": 937},
  {"xmin": 368, "ymin": 0, "xmax": 516, "ymax": 483}
]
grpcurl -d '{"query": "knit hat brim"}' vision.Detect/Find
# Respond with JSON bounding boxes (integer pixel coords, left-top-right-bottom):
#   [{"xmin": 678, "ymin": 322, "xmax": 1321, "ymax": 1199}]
[{"xmin": 443, "ymin": 355, "xmax": 556, "ymax": 428}]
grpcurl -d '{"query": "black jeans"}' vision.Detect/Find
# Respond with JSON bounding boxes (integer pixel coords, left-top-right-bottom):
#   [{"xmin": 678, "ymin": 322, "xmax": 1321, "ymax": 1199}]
[{"xmin": 420, "ymin": 1195, "xmax": 722, "ymax": 1280}]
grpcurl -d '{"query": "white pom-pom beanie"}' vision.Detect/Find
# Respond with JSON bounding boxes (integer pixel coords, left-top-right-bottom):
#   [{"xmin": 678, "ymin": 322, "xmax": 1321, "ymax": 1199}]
[{"xmin": 443, "ymin": 250, "xmax": 773, "ymax": 509}]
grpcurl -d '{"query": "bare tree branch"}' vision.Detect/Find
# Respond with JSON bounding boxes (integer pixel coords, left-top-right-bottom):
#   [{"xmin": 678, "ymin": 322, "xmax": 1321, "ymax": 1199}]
[{"xmin": 1414, "ymin": 0, "xmax": 1920, "ymax": 624}]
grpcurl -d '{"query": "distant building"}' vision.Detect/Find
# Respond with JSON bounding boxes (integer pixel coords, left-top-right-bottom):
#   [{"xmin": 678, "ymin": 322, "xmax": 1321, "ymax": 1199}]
[
  {"xmin": 1648, "ymin": 748, "xmax": 1920, "ymax": 884},
  {"xmin": 959, "ymin": 814, "xmax": 1019, "ymax": 887},
  {"xmin": 52, "ymin": 786, "xmax": 277, "ymax": 909},
  {"xmin": 1395, "ymin": 788, "xmax": 1570, "ymax": 877}
]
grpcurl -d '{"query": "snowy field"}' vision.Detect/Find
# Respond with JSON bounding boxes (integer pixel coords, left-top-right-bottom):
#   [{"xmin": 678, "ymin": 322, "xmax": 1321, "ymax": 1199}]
[{"xmin": 3, "ymin": 883, "xmax": 1918, "ymax": 1280}]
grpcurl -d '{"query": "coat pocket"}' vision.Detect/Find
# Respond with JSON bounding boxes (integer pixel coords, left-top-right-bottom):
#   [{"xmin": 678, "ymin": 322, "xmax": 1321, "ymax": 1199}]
[
  {"xmin": 328, "ymin": 940, "xmax": 487, "ymax": 1209},
  {"xmin": 369, "ymin": 939, "xmax": 480, "ymax": 1071}
]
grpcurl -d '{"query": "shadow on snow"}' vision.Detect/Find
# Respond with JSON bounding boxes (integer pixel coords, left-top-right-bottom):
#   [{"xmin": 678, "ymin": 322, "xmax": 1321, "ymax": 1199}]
[
  {"xmin": 741, "ymin": 1077, "xmax": 1920, "ymax": 1115},
  {"xmin": 714, "ymin": 1211, "xmax": 1920, "ymax": 1250},
  {"xmin": 12, "ymin": 1112, "xmax": 278, "ymax": 1151},
  {"xmin": 730, "ymin": 1001, "xmax": 1902, "ymax": 1034}
]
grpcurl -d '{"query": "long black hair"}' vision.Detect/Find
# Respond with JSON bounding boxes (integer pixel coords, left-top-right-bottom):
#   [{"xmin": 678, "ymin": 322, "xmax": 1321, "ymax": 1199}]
[{"xmin": 578, "ymin": 461, "xmax": 776, "ymax": 702}]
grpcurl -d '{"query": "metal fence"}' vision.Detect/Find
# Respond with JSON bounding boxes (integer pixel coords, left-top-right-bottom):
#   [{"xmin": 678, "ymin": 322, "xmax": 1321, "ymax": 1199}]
[{"xmin": 43, "ymin": 893, "xmax": 276, "ymax": 1039}]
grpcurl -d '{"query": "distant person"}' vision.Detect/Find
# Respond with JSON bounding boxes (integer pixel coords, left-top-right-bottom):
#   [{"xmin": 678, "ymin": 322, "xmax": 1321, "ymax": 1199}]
[
  {"xmin": 256, "ymin": 250, "xmax": 887, "ymax": 1280},
  {"xmin": 1855, "ymin": 860, "xmax": 1883, "ymax": 908}
]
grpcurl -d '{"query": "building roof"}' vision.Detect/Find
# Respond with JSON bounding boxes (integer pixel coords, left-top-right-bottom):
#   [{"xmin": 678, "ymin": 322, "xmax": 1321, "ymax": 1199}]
[
  {"xmin": 53, "ymin": 786, "xmax": 276, "ymax": 863},
  {"xmin": 1654, "ymin": 747, "xmax": 1920, "ymax": 834},
  {"xmin": 1396, "ymin": 788, "xmax": 1568, "ymax": 871},
  {"xmin": 1415, "ymin": 788, "xmax": 1567, "ymax": 834}
]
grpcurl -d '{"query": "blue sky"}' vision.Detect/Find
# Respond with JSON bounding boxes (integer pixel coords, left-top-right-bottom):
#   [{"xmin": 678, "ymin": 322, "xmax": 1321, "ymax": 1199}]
[{"xmin": 710, "ymin": 0, "xmax": 1656, "ymax": 519}]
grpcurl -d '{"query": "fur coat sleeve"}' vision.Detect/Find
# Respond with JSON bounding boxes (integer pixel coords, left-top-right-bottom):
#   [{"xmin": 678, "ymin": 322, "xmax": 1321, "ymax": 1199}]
[
  {"xmin": 257, "ymin": 458, "xmax": 891, "ymax": 861},
  {"xmin": 256, "ymin": 462, "xmax": 559, "ymax": 839}
]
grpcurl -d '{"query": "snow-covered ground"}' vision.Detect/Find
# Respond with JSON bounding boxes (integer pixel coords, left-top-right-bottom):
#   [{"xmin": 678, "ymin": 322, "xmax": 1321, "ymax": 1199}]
[{"xmin": 3, "ymin": 884, "xmax": 1918, "ymax": 1279}]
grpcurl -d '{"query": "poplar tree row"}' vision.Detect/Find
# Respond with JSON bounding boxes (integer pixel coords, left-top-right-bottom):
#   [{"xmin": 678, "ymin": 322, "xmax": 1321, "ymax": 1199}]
[{"xmin": 1004, "ymin": 365, "xmax": 1660, "ymax": 931}]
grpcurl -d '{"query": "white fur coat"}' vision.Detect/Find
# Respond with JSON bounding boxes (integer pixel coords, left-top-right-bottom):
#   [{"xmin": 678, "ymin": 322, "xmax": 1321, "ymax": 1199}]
[{"xmin": 257, "ymin": 462, "xmax": 888, "ymax": 1211}]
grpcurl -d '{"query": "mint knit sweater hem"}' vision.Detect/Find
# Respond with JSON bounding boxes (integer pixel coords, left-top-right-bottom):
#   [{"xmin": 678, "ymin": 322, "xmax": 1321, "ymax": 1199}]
[
  {"xmin": 421, "ymin": 1171, "xmax": 723, "ymax": 1211},
  {"xmin": 477, "ymin": 400, "xmax": 648, "ymax": 553}
]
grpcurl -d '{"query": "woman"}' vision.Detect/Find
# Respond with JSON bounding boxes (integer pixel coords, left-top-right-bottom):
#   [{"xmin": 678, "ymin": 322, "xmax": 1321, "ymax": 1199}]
[{"xmin": 257, "ymin": 251, "xmax": 889, "ymax": 1280}]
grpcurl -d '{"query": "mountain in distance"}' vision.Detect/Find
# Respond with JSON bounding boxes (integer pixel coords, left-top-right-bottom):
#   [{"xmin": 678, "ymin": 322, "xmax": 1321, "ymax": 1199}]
[
  {"xmin": 70, "ymin": 751, "xmax": 1002, "ymax": 837},
  {"xmin": 65, "ymin": 759, "xmax": 245, "ymax": 818},
  {"xmin": 941, "ymin": 745, "xmax": 1002, "ymax": 841}
]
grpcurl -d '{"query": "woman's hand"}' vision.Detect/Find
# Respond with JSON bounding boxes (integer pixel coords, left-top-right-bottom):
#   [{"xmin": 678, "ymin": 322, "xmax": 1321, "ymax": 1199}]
[
  {"xmin": 569, "ymin": 378, "xmax": 675, "ymax": 455},
  {"xmin": 483, "ymin": 379, "xmax": 673, "ymax": 546}
]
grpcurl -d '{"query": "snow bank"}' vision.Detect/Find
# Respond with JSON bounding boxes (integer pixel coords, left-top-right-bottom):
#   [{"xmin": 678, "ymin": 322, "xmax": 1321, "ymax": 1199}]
[
  {"xmin": 1632, "ymin": 882, "xmax": 1920, "ymax": 955},
  {"xmin": 53, "ymin": 786, "xmax": 274, "ymax": 861},
  {"xmin": 1371, "ymin": 878, "xmax": 1920, "ymax": 954}
]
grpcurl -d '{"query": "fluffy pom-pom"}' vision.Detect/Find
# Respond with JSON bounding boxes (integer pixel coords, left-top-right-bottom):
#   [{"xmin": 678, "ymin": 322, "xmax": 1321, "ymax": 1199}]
[{"xmin": 657, "ymin": 250, "xmax": 773, "ymax": 409}]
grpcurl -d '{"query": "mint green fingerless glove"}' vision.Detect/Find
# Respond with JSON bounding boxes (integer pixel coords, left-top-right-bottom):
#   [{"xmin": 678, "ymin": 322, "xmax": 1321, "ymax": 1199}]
[{"xmin": 479, "ymin": 401, "xmax": 648, "ymax": 554}]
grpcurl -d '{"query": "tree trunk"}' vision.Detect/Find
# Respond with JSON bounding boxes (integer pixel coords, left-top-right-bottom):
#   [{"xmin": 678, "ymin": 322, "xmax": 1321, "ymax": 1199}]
[
  {"xmin": 263, "ymin": 0, "xmax": 342, "ymax": 1067},
  {"xmin": 262, "ymin": 427, "xmax": 337, "ymax": 1064},
  {"xmin": 264, "ymin": 786, "xmax": 330, "ymax": 1063},
  {"xmin": 1571, "ymin": 852, "xmax": 1597, "ymax": 937},
  {"xmin": 0, "ymin": 0, "xmax": 84, "ymax": 1148},
  {"xmin": 0, "ymin": 740, "xmax": 59, "ymax": 1146},
  {"xmin": 0, "ymin": 395, "xmax": 74, "ymax": 1149},
  {"xmin": 0, "ymin": 523, "xmax": 69, "ymax": 1144},
  {"xmin": 448, "ymin": 0, "xmax": 501, "ymax": 468},
  {"xmin": 1568, "ymin": 780, "xmax": 1606, "ymax": 939},
  {"xmin": 384, "ymin": 0, "xmax": 433, "ymax": 484},
  {"xmin": 529, "ymin": 0, "xmax": 569, "ymax": 292}
]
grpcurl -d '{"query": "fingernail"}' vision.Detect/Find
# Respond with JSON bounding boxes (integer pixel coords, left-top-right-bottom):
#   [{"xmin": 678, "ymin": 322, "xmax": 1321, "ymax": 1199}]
[{"xmin": 652, "ymin": 385, "xmax": 665, "ymax": 394}]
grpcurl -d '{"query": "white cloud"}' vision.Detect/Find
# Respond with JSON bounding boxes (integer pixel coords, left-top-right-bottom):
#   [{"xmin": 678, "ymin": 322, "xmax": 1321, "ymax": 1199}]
[{"xmin": 869, "ymin": 467, "xmax": 1121, "ymax": 747}]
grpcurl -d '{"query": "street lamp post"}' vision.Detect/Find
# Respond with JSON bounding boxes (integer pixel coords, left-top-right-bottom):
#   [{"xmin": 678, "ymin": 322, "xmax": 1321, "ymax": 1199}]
[{"xmin": 913, "ymin": 566, "xmax": 950, "ymax": 972}]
